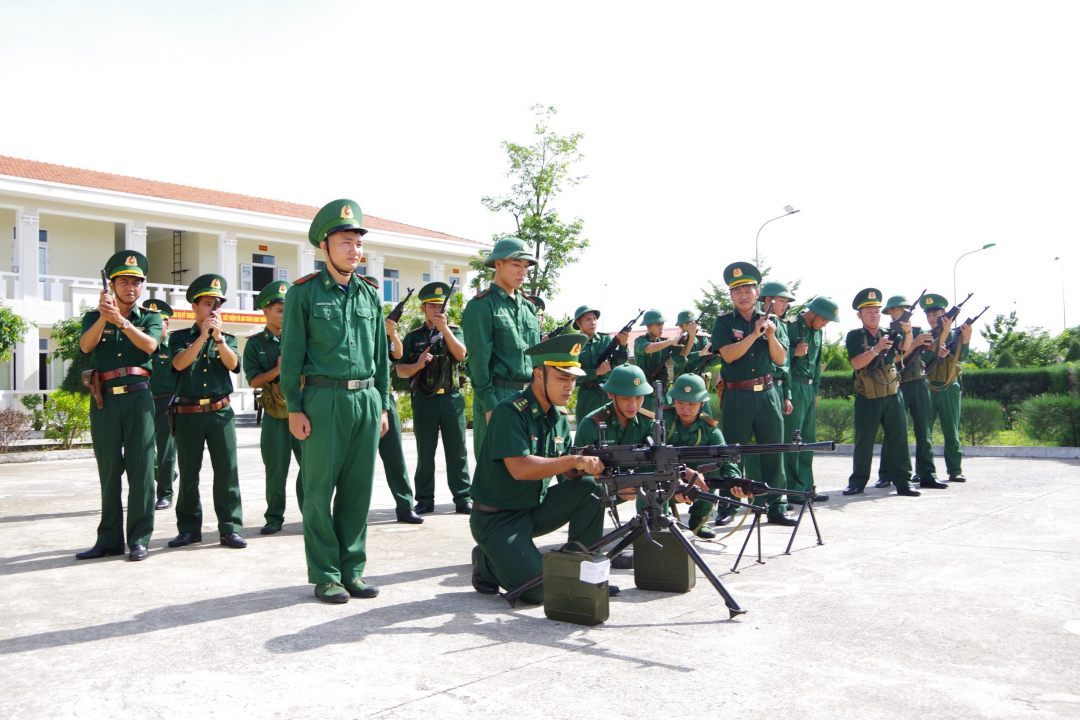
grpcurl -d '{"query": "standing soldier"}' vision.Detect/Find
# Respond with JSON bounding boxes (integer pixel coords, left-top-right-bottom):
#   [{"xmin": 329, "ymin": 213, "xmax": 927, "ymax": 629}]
[
  {"xmin": 462, "ymin": 237, "xmax": 541, "ymax": 458},
  {"xmin": 572, "ymin": 304, "xmax": 629, "ymax": 424},
  {"xmin": 75, "ymin": 251, "xmax": 161, "ymax": 562},
  {"xmin": 842, "ymin": 288, "xmax": 920, "ymax": 497},
  {"xmin": 167, "ymin": 274, "xmax": 246, "ymax": 549},
  {"xmin": 526, "ymin": 295, "xmax": 546, "ymax": 331},
  {"xmin": 924, "ymin": 293, "xmax": 973, "ymax": 483},
  {"xmin": 244, "ymin": 281, "xmax": 304, "ymax": 535},
  {"xmin": 633, "ymin": 310, "xmax": 681, "ymax": 411},
  {"xmin": 710, "ymin": 263, "xmax": 795, "ymax": 526},
  {"xmin": 397, "ymin": 281, "xmax": 471, "ymax": 515},
  {"xmin": 783, "ymin": 296, "xmax": 839, "ymax": 504},
  {"xmin": 281, "ymin": 199, "xmax": 389, "ymax": 604},
  {"xmin": 671, "ymin": 310, "xmax": 709, "ymax": 378},
  {"xmin": 141, "ymin": 298, "xmax": 176, "ymax": 511},
  {"xmin": 380, "ymin": 314, "xmax": 423, "ymax": 523}
]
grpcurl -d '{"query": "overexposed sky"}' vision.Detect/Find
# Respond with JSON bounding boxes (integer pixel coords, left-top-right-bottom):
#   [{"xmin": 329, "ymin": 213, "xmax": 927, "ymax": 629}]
[{"xmin": 3, "ymin": 1, "xmax": 1077, "ymax": 347}]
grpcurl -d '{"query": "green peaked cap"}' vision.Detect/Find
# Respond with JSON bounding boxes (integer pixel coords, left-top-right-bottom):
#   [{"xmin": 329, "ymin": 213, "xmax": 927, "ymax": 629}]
[
  {"xmin": 922, "ymin": 293, "xmax": 948, "ymax": 312},
  {"xmin": 256, "ymin": 280, "xmax": 291, "ymax": 310},
  {"xmin": 724, "ymin": 261, "xmax": 762, "ymax": 288},
  {"xmin": 641, "ymin": 309, "xmax": 666, "ymax": 326},
  {"xmin": 140, "ymin": 298, "xmax": 173, "ymax": 317},
  {"xmin": 601, "ymin": 364, "xmax": 653, "ymax": 397},
  {"xmin": 806, "ymin": 296, "xmax": 840, "ymax": 322},
  {"xmin": 852, "ymin": 288, "xmax": 883, "ymax": 310},
  {"xmin": 759, "ymin": 281, "xmax": 795, "ymax": 300},
  {"xmin": 525, "ymin": 333, "xmax": 587, "ymax": 376},
  {"xmin": 105, "ymin": 250, "xmax": 149, "ymax": 280},
  {"xmin": 483, "ymin": 237, "xmax": 538, "ymax": 268},
  {"xmin": 669, "ymin": 374, "xmax": 710, "ymax": 403},
  {"xmin": 419, "ymin": 282, "xmax": 452, "ymax": 304},
  {"xmin": 573, "ymin": 305, "xmax": 600, "ymax": 327},
  {"xmin": 186, "ymin": 273, "xmax": 227, "ymax": 304},
  {"xmin": 308, "ymin": 198, "xmax": 367, "ymax": 248}
]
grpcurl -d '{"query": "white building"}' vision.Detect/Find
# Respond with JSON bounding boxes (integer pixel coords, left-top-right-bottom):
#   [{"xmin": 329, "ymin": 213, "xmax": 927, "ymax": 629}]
[{"xmin": 0, "ymin": 156, "xmax": 487, "ymax": 408}]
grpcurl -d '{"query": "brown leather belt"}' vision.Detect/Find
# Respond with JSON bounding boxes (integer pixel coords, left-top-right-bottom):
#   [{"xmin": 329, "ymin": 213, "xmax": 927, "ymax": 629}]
[
  {"xmin": 104, "ymin": 381, "xmax": 150, "ymax": 395},
  {"xmin": 99, "ymin": 367, "xmax": 150, "ymax": 382},
  {"xmin": 152, "ymin": 393, "xmax": 173, "ymax": 400},
  {"xmin": 175, "ymin": 395, "xmax": 231, "ymax": 413},
  {"xmin": 473, "ymin": 502, "xmax": 503, "ymax": 513},
  {"xmin": 724, "ymin": 373, "xmax": 774, "ymax": 392}
]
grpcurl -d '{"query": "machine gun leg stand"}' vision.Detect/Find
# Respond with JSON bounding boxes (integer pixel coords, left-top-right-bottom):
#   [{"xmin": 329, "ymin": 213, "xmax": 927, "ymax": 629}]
[
  {"xmin": 783, "ymin": 494, "xmax": 824, "ymax": 555},
  {"xmin": 731, "ymin": 505, "xmax": 768, "ymax": 573}
]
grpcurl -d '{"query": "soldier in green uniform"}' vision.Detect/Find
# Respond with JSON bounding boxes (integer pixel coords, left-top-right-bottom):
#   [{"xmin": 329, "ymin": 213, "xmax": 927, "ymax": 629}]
[
  {"xmin": 167, "ymin": 273, "xmax": 246, "ymax": 549},
  {"xmin": 574, "ymin": 364, "xmax": 657, "ymax": 450},
  {"xmin": 671, "ymin": 310, "xmax": 710, "ymax": 377},
  {"xmin": 526, "ymin": 295, "xmax": 545, "ymax": 331},
  {"xmin": 141, "ymin": 298, "xmax": 177, "ymax": 511},
  {"xmin": 281, "ymin": 199, "xmax": 389, "ymax": 604},
  {"xmin": 842, "ymin": 288, "xmax": 921, "ymax": 497},
  {"xmin": 75, "ymin": 251, "xmax": 162, "ymax": 562},
  {"xmin": 244, "ymin": 281, "xmax": 305, "ymax": 535},
  {"xmin": 783, "ymin": 296, "xmax": 839, "ymax": 504},
  {"xmin": 710, "ymin": 263, "xmax": 795, "ymax": 526},
  {"xmin": 571, "ymin": 305, "xmax": 629, "ymax": 424},
  {"xmin": 633, "ymin": 310, "xmax": 682, "ymax": 412},
  {"xmin": 924, "ymin": 293, "xmax": 973, "ymax": 482},
  {"xmin": 469, "ymin": 334, "xmax": 611, "ymax": 603},
  {"xmin": 380, "ymin": 313, "xmax": 423, "ymax": 523},
  {"xmin": 462, "ymin": 237, "xmax": 541, "ymax": 458},
  {"xmin": 397, "ymin": 281, "xmax": 471, "ymax": 515},
  {"xmin": 875, "ymin": 295, "xmax": 949, "ymax": 490}
]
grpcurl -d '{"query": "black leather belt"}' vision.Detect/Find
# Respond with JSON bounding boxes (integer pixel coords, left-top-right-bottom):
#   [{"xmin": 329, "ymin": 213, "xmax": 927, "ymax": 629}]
[
  {"xmin": 304, "ymin": 376, "xmax": 374, "ymax": 391},
  {"xmin": 493, "ymin": 378, "xmax": 527, "ymax": 391},
  {"xmin": 473, "ymin": 502, "xmax": 503, "ymax": 513},
  {"xmin": 105, "ymin": 381, "xmax": 150, "ymax": 395},
  {"xmin": 152, "ymin": 393, "xmax": 173, "ymax": 400}
]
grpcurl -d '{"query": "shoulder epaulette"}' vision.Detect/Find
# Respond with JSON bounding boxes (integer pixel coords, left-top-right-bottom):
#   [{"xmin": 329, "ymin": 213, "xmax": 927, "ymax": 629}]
[
  {"xmin": 590, "ymin": 408, "xmax": 613, "ymax": 426},
  {"xmin": 637, "ymin": 407, "xmax": 655, "ymax": 419},
  {"xmin": 558, "ymin": 406, "xmax": 569, "ymax": 415},
  {"xmin": 511, "ymin": 395, "xmax": 531, "ymax": 413},
  {"xmin": 246, "ymin": 331, "xmax": 263, "ymax": 341},
  {"xmin": 294, "ymin": 271, "xmax": 319, "ymax": 285},
  {"xmin": 360, "ymin": 276, "xmax": 379, "ymax": 289},
  {"xmin": 662, "ymin": 404, "xmax": 674, "ymax": 412},
  {"xmin": 475, "ymin": 289, "xmax": 490, "ymax": 299},
  {"xmin": 525, "ymin": 295, "xmax": 540, "ymax": 306},
  {"xmin": 699, "ymin": 412, "xmax": 718, "ymax": 427},
  {"xmin": 718, "ymin": 311, "xmax": 734, "ymax": 319}
]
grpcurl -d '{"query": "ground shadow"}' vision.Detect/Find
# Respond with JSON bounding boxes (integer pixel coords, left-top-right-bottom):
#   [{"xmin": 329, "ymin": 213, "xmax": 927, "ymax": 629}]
[{"xmin": 0, "ymin": 509, "xmax": 101, "ymax": 524}]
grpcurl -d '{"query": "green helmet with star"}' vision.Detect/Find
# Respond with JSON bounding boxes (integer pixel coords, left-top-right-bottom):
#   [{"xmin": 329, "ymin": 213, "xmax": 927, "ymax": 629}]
[
  {"xmin": 104, "ymin": 250, "xmax": 149, "ymax": 280},
  {"xmin": 806, "ymin": 296, "xmax": 840, "ymax": 323},
  {"xmin": 669, "ymin": 374, "xmax": 710, "ymax": 403},
  {"xmin": 256, "ymin": 281, "xmax": 291, "ymax": 310},
  {"xmin": 525, "ymin": 333, "xmax": 587, "ymax": 377},
  {"xmin": 483, "ymin": 237, "xmax": 538, "ymax": 268},
  {"xmin": 573, "ymin": 304, "xmax": 600, "ymax": 329},
  {"xmin": 186, "ymin": 274, "xmax": 227, "ymax": 304},
  {"xmin": 601, "ymin": 364, "xmax": 653, "ymax": 397},
  {"xmin": 759, "ymin": 281, "xmax": 795, "ymax": 300},
  {"xmin": 308, "ymin": 199, "xmax": 367, "ymax": 248},
  {"xmin": 884, "ymin": 295, "xmax": 909, "ymax": 311},
  {"xmin": 641, "ymin": 309, "xmax": 666, "ymax": 326},
  {"xmin": 676, "ymin": 310, "xmax": 697, "ymax": 325}
]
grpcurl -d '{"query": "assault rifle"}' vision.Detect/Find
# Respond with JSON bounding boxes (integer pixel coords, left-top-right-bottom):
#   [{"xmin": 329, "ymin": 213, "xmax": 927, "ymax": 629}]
[
  {"xmin": 648, "ymin": 303, "xmax": 714, "ymax": 381},
  {"xmin": 386, "ymin": 287, "xmax": 415, "ymax": 323},
  {"xmin": 595, "ymin": 309, "xmax": 644, "ymax": 366},
  {"xmin": 869, "ymin": 289, "xmax": 926, "ymax": 370},
  {"xmin": 408, "ymin": 279, "xmax": 457, "ymax": 393},
  {"xmin": 924, "ymin": 305, "xmax": 989, "ymax": 374},
  {"xmin": 929, "ymin": 293, "xmax": 973, "ymax": 342},
  {"xmin": 545, "ymin": 316, "xmax": 575, "ymax": 340}
]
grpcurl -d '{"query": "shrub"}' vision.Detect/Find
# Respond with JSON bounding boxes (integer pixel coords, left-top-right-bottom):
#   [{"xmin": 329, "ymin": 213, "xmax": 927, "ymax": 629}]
[
  {"xmin": 1066, "ymin": 340, "xmax": 1080, "ymax": 363},
  {"xmin": 462, "ymin": 381, "xmax": 474, "ymax": 428},
  {"xmin": 960, "ymin": 399, "xmax": 1004, "ymax": 446},
  {"xmin": 0, "ymin": 408, "xmax": 32, "ymax": 452},
  {"xmin": 396, "ymin": 392, "xmax": 413, "ymax": 431},
  {"xmin": 816, "ymin": 398, "xmax": 856, "ymax": 444},
  {"xmin": 1020, "ymin": 394, "xmax": 1080, "ymax": 447},
  {"xmin": 996, "ymin": 351, "xmax": 1018, "ymax": 368},
  {"xmin": 42, "ymin": 391, "xmax": 92, "ymax": 450},
  {"xmin": 818, "ymin": 371, "xmax": 855, "ymax": 400},
  {"xmin": 20, "ymin": 395, "xmax": 44, "ymax": 431}
]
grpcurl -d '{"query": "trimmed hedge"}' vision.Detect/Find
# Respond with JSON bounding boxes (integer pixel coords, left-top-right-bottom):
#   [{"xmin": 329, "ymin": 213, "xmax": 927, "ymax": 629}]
[{"xmin": 818, "ymin": 366, "xmax": 1077, "ymax": 407}]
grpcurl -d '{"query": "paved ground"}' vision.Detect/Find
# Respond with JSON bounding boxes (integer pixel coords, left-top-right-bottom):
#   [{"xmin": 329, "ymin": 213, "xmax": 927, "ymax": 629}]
[{"xmin": 1, "ymin": 415, "xmax": 1079, "ymax": 720}]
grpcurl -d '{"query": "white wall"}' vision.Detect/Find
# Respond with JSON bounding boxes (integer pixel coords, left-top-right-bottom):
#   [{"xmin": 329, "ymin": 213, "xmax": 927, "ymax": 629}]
[
  {"xmin": 39, "ymin": 213, "xmax": 113, "ymax": 278},
  {"xmin": 236, "ymin": 237, "xmax": 299, "ymax": 284}
]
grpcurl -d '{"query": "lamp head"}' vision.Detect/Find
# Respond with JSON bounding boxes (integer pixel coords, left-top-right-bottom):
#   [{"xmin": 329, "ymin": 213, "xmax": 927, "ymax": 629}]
[
  {"xmin": 783, "ymin": 205, "xmax": 796, "ymax": 214},
  {"xmin": 982, "ymin": 243, "xmax": 997, "ymax": 249}
]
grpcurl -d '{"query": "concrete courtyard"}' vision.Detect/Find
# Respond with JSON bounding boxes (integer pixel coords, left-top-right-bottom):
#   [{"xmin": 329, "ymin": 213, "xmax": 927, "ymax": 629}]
[{"xmin": 1, "ymin": 415, "xmax": 1078, "ymax": 720}]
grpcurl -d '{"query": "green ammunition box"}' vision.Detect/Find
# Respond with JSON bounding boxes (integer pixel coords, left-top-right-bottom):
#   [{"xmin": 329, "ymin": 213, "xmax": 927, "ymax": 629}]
[
  {"xmin": 542, "ymin": 543, "xmax": 610, "ymax": 625},
  {"xmin": 633, "ymin": 530, "xmax": 696, "ymax": 593}
]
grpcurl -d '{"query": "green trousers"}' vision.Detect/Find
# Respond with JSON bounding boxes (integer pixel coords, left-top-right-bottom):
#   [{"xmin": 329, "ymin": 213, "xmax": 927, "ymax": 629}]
[
  {"xmin": 412, "ymin": 390, "xmax": 471, "ymax": 508},
  {"xmin": 174, "ymin": 405, "xmax": 243, "ymax": 536},
  {"xmin": 89, "ymin": 389, "xmax": 156, "ymax": 550},
  {"xmin": 378, "ymin": 400, "xmax": 416, "ymax": 515},
  {"xmin": 261, "ymin": 413, "xmax": 303, "ymax": 529},
  {"xmin": 783, "ymin": 380, "xmax": 818, "ymax": 498},
  {"xmin": 880, "ymin": 379, "xmax": 937, "ymax": 482},
  {"xmin": 300, "ymin": 385, "xmax": 380, "ymax": 584},
  {"xmin": 470, "ymin": 478, "xmax": 604, "ymax": 605},
  {"xmin": 472, "ymin": 385, "xmax": 518, "ymax": 458},
  {"xmin": 153, "ymin": 397, "xmax": 176, "ymax": 502},
  {"xmin": 723, "ymin": 387, "xmax": 786, "ymax": 514},
  {"xmin": 930, "ymin": 381, "xmax": 964, "ymax": 476},
  {"xmin": 575, "ymin": 384, "xmax": 608, "ymax": 426},
  {"xmin": 850, "ymin": 393, "xmax": 912, "ymax": 490}
]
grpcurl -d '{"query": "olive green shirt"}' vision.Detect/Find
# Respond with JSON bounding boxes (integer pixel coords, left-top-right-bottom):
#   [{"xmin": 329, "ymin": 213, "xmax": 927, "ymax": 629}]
[
  {"xmin": 469, "ymin": 386, "xmax": 572, "ymax": 511},
  {"xmin": 785, "ymin": 314, "xmax": 823, "ymax": 386},
  {"xmin": 401, "ymin": 323, "xmax": 465, "ymax": 393},
  {"xmin": 243, "ymin": 328, "xmax": 281, "ymax": 384},
  {"xmin": 672, "ymin": 335, "xmax": 710, "ymax": 377},
  {"xmin": 711, "ymin": 310, "xmax": 788, "ymax": 384},
  {"xmin": 845, "ymin": 327, "xmax": 900, "ymax": 367},
  {"xmin": 279, "ymin": 268, "xmax": 391, "ymax": 413},
  {"xmin": 462, "ymin": 284, "xmax": 541, "ymax": 415},
  {"xmin": 898, "ymin": 327, "xmax": 929, "ymax": 383},
  {"xmin": 772, "ymin": 320, "xmax": 792, "ymax": 401},
  {"xmin": 662, "ymin": 408, "xmax": 741, "ymax": 478},
  {"xmin": 577, "ymin": 332, "xmax": 626, "ymax": 385},
  {"xmin": 573, "ymin": 402, "xmax": 655, "ymax": 448},
  {"xmin": 168, "ymin": 326, "xmax": 240, "ymax": 399},
  {"xmin": 148, "ymin": 336, "xmax": 175, "ymax": 395},
  {"xmin": 80, "ymin": 307, "xmax": 163, "ymax": 388},
  {"xmin": 633, "ymin": 334, "xmax": 670, "ymax": 383}
]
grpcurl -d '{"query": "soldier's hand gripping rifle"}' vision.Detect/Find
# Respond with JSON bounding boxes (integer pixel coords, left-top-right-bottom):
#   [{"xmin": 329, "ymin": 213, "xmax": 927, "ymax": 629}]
[
  {"xmin": 929, "ymin": 293, "xmax": 973, "ymax": 342},
  {"xmin": 595, "ymin": 309, "xmax": 644, "ymax": 366},
  {"xmin": 924, "ymin": 305, "xmax": 989, "ymax": 374},
  {"xmin": 648, "ymin": 303, "xmax": 715, "ymax": 381},
  {"xmin": 408, "ymin": 279, "xmax": 457, "ymax": 393},
  {"xmin": 386, "ymin": 287, "xmax": 415, "ymax": 323},
  {"xmin": 869, "ymin": 289, "xmax": 926, "ymax": 370}
]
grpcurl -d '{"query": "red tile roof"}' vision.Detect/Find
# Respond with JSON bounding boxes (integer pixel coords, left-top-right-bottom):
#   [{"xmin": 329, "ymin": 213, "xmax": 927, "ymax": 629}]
[{"xmin": 0, "ymin": 155, "xmax": 487, "ymax": 246}]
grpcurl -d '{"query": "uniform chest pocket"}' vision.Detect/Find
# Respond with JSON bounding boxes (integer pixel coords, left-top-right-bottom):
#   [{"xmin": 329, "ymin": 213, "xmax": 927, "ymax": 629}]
[
  {"xmin": 492, "ymin": 315, "xmax": 519, "ymax": 350},
  {"xmin": 311, "ymin": 305, "xmax": 345, "ymax": 343}
]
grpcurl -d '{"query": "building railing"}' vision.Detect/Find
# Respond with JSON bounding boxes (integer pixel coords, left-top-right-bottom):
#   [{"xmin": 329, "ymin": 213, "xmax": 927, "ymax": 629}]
[{"xmin": 0, "ymin": 272, "xmax": 17, "ymax": 300}]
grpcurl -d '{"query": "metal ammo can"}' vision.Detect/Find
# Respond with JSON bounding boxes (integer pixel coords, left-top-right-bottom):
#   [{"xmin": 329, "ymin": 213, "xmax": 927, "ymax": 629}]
[
  {"xmin": 633, "ymin": 530, "xmax": 696, "ymax": 593},
  {"xmin": 542, "ymin": 542, "xmax": 611, "ymax": 625}
]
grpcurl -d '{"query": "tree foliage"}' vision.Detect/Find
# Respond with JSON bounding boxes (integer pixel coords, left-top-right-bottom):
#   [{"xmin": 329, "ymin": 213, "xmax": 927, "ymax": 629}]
[
  {"xmin": 981, "ymin": 312, "xmax": 1063, "ymax": 368},
  {"xmin": 0, "ymin": 303, "xmax": 34, "ymax": 363},
  {"xmin": 48, "ymin": 314, "xmax": 86, "ymax": 364}
]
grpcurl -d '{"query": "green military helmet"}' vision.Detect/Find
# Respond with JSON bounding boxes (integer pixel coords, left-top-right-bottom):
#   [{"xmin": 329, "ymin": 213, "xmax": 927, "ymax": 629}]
[
  {"xmin": 723, "ymin": 261, "xmax": 762, "ymax": 289},
  {"xmin": 104, "ymin": 250, "xmax": 149, "ymax": 280},
  {"xmin": 483, "ymin": 237, "xmax": 538, "ymax": 268},
  {"xmin": 308, "ymin": 198, "xmax": 367, "ymax": 248},
  {"xmin": 852, "ymin": 288, "xmax": 883, "ymax": 311},
  {"xmin": 676, "ymin": 310, "xmax": 696, "ymax": 325},
  {"xmin": 419, "ymin": 281, "xmax": 452, "ymax": 304},
  {"xmin": 884, "ymin": 295, "xmax": 909, "ymax": 311},
  {"xmin": 525, "ymin": 332, "xmax": 587, "ymax": 377},
  {"xmin": 526, "ymin": 295, "xmax": 546, "ymax": 312},
  {"xmin": 140, "ymin": 298, "xmax": 173, "ymax": 317},
  {"xmin": 759, "ymin": 280, "xmax": 795, "ymax": 300},
  {"xmin": 922, "ymin": 293, "xmax": 948, "ymax": 312},
  {"xmin": 186, "ymin": 273, "xmax": 227, "ymax": 304},
  {"xmin": 256, "ymin": 281, "xmax": 291, "ymax": 310},
  {"xmin": 669, "ymin": 374, "xmax": 710, "ymax": 403},
  {"xmin": 573, "ymin": 304, "xmax": 600, "ymax": 328},
  {"xmin": 601, "ymin": 364, "xmax": 653, "ymax": 397},
  {"xmin": 641, "ymin": 309, "xmax": 666, "ymax": 326},
  {"xmin": 806, "ymin": 296, "xmax": 840, "ymax": 323}
]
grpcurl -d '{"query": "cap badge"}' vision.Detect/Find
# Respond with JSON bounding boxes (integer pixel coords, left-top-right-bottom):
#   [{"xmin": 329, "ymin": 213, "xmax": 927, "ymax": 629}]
[
  {"xmin": 868, "ymin": 291, "xmax": 876, "ymax": 299},
  {"xmin": 435, "ymin": 288, "xmax": 443, "ymax": 295},
  {"xmin": 211, "ymin": 278, "xmax": 222, "ymax": 289},
  {"xmin": 125, "ymin": 256, "xmax": 138, "ymax": 267},
  {"xmin": 732, "ymin": 268, "xmax": 743, "ymax": 277},
  {"xmin": 633, "ymin": 378, "xmax": 641, "ymax": 386},
  {"xmin": 925, "ymin": 297, "xmax": 933, "ymax": 305},
  {"xmin": 341, "ymin": 205, "xmax": 354, "ymax": 219},
  {"xmin": 279, "ymin": 284, "xmax": 287, "ymax": 293},
  {"xmin": 149, "ymin": 303, "xmax": 158, "ymax": 311},
  {"xmin": 570, "ymin": 343, "xmax": 582, "ymax": 357},
  {"xmin": 684, "ymin": 386, "xmax": 691, "ymax": 392}
]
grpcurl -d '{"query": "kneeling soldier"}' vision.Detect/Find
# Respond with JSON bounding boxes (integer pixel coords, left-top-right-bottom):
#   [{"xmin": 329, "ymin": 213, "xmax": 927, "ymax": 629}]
[
  {"xmin": 76, "ymin": 251, "xmax": 162, "ymax": 562},
  {"xmin": 168, "ymin": 274, "xmax": 246, "ymax": 549},
  {"xmin": 469, "ymin": 334, "xmax": 610, "ymax": 604},
  {"xmin": 142, "ymin": 298, "xmax": 177, "ymax": 511}
]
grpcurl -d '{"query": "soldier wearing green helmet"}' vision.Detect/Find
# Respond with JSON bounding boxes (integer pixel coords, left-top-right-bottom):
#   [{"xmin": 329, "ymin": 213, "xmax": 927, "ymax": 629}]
[
  {"xmin": 141, "ymin": 297, "xmax": 177, "ymax": 511},
  {"xmin": 571, "ymin": 303, "xmax": 629, "ymax": 423},
  {"xmin": 923, "ymin": 293, "xmax": 973, "ymax": 482},
  {"xmin": 280, "ymin": 198, "xmax": 388, "ymax": 604},
  {"xmin": 75, "ymin": 250, "xmax": 162, "ymax": 562},
  {"xmin": 462, "ymin": 237, "xmax": 541, "ymax": 458},
  {"xmin": 244, "ymin": 281, "xmax": 305, "ymax": 535},
  {"xmin": 633, "ymin": 309, "xmax": 682, "ymax": 412},
  {"xmin": 671, "ymin": 309, "xmax": 711, "ymax": 378}
]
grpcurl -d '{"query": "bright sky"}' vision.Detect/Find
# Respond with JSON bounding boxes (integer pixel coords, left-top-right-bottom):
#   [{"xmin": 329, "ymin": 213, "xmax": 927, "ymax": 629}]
[{"xmin": 3, "ymin": 1, "xmax": 1077, "ymax": 348}]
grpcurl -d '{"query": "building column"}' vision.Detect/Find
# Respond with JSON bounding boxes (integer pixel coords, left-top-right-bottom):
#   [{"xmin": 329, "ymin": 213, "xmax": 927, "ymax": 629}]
[
  {"xmin": 219, "ymin": 233, "xmax": 238, "ymax": 307},
  {"xmin": 298, "ymin": 245, "xmax": 316, "ymax": 277},
  {"xmin": 127, "ymin": 221, "xmax": 148, "ymax": 255},
  {"xmin": 433, "ymin": 262, "xmax": 445, "ymax": 282},
  {"xmin": 15, "ymin": 208, "xmax": 39, "ymax": 301},
  {"xmin": 369, "ymin": 254, "xmax": 385, "ymax": 282}
]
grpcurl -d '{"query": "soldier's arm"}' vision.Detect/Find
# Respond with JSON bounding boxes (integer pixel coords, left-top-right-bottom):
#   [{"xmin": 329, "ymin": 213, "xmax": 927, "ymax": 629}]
[
  {"xmin": 463, "ymin": 299, "xmax": 498, "ymax": 415},
  {"xmin": 443, "ymin": 326, "xmax": 467, "ymax": 362},
  {"xmin": 243, "ymin": 339, "xmax": 271, "ymax": 387},
  {"xmin": 78, "ymin": 311, "xmax": 105, "ymax": 354},
  {"xmin": 172, "ymin": 331, "xmax": 209, "ymax": 371},
  {"xmin": 216, "ymin": 334, "xmax": 240, "ymax": 373},
  {"xmin": 373, "ymin": 295, "xmax": 391, "ymax": 412},
  {"xmin": 280, "ymin": 285, "xmax": 308, "ymax": 413}
]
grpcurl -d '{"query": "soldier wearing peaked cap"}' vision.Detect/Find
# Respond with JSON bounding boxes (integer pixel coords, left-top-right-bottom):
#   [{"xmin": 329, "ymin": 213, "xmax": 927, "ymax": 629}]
[
  {"xmin": 468, "ymin": 334, "xmax": 613, "ymax": 604},
  {"xmin": 633, "ymin": 309, "xmax": 682, "ymax": 412},
  {"xmin": 462, "ymin": 237, "xmax": 542, "ymax": 459},
  {"xmin": 244, "ymin": 281, "xmax": 305, "ymax": 535},
  {"xmin": 923, "ymin": 293, "xmax": 973, "ymax": 483},
  {"xmin": 571, "ymin": 304, "xmax": 629, "ymax": 424},
  {"xmin": 141, "ymin": 298, "xmax": 177, "ymax": 511},
  {"xmin": 75, "ymin": 251, "xmax": 162, "ymax": 562}
]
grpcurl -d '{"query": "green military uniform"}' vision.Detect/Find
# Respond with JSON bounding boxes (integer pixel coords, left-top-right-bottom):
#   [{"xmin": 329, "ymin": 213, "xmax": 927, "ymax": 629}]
[
  {"xmin": 633, "ymin": 309, "xmax": 673, "ymax": 412},
  {"xmin": 572, "ymin": 304, "xmax": 628, "ymax": 424},
  {"xmin": 244, "ymin": 282, "xmax": 303, "ymax": 533},
  {"xmin": 281, "ymin": 199, "xmax": 389, "ymax": 600},
  {"xmin": 77, "ymin": 251, "xmax": 162, "ymax": 559},
  {"xmin": 169, "ymin": 274, "xmax": 244, "ymax": 541},
  {"xmin": 402, "ymin": 282, "xmax": 471, "ymax": 512},
  {"xmin": 142, "ymin": 298, "xmax": 176, "ymax": 508},
  {"xmin": 844, "ymin": 288, "xmax": 916, "ymax": 495},
  {"xmin": 470, "ymin": 334, "xmax": 602, "ymax": 604},
  {"xmin": 378, "ymin": 350, "xmax": 418, "ymax": 517},
  {"xmin": 671, "ymin": 310, "xmax": 710, "ymax": 378},
  {"xmin": 462, "ymin": 238, "xmax": 541, "ymax": 458},
  {"xmin": 924, "ymin": 294, "xmax": 970, "ymax": 480}
]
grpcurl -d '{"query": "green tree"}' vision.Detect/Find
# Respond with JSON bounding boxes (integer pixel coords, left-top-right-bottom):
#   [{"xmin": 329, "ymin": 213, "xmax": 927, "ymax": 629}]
[
  {"xmin": 473, "ymin": 105, "xmax": 589, "ymax": 299},
  {"xmin": 996, "ymin": 350, "xmax": 1018, "ymax": 368},
  {"xmin": 1064, "ymin": 339, "xmax": 1080, "ymax": 363},
  {"xmin": 50, "ymin": 312, "xmax": 93, "ymax": 394},
  {"xmin": 0, "ymin": 302, "xmax": 35, "ymax": 363},
  {"xmin": 982, "ymin": 312, "xmax": 1061, "ymax": 367}
]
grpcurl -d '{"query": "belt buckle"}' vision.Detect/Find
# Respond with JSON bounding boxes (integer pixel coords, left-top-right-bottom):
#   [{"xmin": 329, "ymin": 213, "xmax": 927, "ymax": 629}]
[
  {"xmin": 346, "ymin": 379, "xmax": 361, "ymax": 390},
  {"xmin": 436, "ymin": 388, "xmax": 445, "ymax": 394},
  {"xmin": 808, "ymin": 378, "xmax": 814, "ymax": 385},
  {"xmin": 199, "ymin": 398, "xmax": 210, "ymax": 405},
  {"xmin": 753, "ymin": 383, "xmax": 763, "ymax": 392},
  {"xmin": 113, "ymin": 386, "xmax": 126, "ymax": 395}
]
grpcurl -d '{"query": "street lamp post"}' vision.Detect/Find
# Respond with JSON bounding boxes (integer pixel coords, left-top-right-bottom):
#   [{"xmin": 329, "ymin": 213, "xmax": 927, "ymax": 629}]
[
  {"xmin": 755, "ymin": 205, "xmax": 800, "ymax": 269},
  {"xmin": 953, "ymin": 243, "xmax": 997, "ymax": 302},
  {"xmin": 1054, "ymin": 257, "xmax": 1067, "ymax": 331}
]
